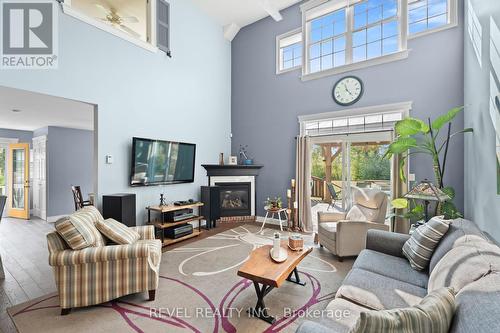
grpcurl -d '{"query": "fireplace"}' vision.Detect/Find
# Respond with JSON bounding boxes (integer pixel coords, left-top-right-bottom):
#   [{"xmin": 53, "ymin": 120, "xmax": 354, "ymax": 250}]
[
  {"xmin": 216, "ymin": 182, "xmax": 251, "ymax": 217},
  {"xmin": 201, "ymin": 164, "xmax": 263, "ymax": 218}
]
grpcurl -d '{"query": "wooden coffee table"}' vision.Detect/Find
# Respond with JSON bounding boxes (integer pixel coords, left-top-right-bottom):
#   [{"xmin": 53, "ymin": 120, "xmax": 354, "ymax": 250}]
[{"xmin": 237, "ymin": 240, "xmax": 313, "ymax": 324}]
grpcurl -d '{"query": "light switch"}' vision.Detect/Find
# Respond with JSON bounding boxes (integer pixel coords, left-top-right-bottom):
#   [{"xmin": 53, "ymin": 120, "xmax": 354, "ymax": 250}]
[
  {"xmin": 106, "ymin": 155, "xmax": 113, "ymax": 164},
  {"xmin": 408, "ymin": 173, "xmax": 416, "ymax": 181}
]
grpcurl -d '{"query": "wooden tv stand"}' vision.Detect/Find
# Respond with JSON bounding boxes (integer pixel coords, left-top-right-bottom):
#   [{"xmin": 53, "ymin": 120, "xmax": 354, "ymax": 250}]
[{"xmin": 146, "ymin": 202, "xmax": 204, "ymax": 247}]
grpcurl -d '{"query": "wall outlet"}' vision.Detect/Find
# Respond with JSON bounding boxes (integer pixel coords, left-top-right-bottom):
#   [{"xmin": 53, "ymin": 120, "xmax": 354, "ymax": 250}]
[
  {"xmin": 106, "ymin": 155, "xmax": 113, "ymax": 164},
  {"xmin": 408, "ymin": 173, "xmax": 416, "ymax": 181}
]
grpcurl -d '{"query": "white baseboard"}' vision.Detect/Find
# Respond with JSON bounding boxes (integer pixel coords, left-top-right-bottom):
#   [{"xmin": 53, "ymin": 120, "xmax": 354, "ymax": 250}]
[{"xmin": 47, "ymin": 215, "xmax": 68, "ymax": 223}]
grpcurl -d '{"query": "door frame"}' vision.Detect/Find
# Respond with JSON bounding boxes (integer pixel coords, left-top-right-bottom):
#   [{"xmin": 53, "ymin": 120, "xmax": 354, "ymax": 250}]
[
  {"xmin": 0, "ymin": 138, "xmax": 18, "ymax": 217},
  {"xmin": 7, "ymin": 143, "xmax": 30, "ymax": 219},
  {"xmin": 299, "ymin": 102, "xmax": 412, "ymax": 230},
  {"xmin": 32, "ymin": 135, "xmax": 47, "ymax": 220},
  {"xmin": 311, "ymin": 131, "xmax": 394, "ymax": 210}
]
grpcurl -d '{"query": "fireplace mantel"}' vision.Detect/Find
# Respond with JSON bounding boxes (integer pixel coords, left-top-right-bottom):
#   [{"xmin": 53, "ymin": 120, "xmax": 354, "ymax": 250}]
[
  {"xmin": 201, "ymin": 164, "xmax": 263, "ymax": 177},
  {"xmin": 201, "ymin": 164, "xmax": 263, "ymax": 217}
]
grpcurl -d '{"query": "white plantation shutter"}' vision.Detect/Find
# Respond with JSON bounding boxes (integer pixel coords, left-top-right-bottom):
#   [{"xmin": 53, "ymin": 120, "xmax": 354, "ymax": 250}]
[{"xmin": 157, "ymin": 0, "xmax": 170, "ymax": 56}]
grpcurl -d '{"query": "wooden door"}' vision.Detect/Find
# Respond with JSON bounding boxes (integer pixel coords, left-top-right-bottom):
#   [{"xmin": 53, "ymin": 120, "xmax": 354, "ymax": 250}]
[{"xmin": 7, "ymin": 143, "xmax": 30, "ymax": 219}]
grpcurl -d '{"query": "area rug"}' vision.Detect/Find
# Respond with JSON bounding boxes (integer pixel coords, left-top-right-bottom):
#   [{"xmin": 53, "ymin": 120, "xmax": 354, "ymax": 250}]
[{"xmin": 8, "ymin": 225, "xmax": 353, "ymax": 333}]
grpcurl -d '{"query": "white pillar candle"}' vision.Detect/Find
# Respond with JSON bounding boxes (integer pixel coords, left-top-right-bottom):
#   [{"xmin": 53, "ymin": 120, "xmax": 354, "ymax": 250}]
[{"xmin": 273, "ymin": 232, "xmax": 281, "ymax": 257}]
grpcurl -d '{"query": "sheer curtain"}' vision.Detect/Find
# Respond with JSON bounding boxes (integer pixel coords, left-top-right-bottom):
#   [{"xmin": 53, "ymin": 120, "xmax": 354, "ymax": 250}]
[
  {"xmin": 341, "ymin": 141, "xmax": 353, "ymax": 211},
  {"xmin": 296, "ymin": 136, "xmax": 313, "ymax": 232}
]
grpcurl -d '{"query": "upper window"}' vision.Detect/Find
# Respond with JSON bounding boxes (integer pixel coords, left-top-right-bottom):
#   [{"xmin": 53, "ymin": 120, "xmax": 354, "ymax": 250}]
[
  {"xmin": 466, "ymin": 0, "xmax": 482, "ymax": 66},
  {"xmin": 309, "ymin": 9, "xmax": 346, "ymax": 73},
  {"xmin": 408, "ymin": 0, "xmax": 457, "ymax": 36},
  {"xmin": 61, "ymin": 0, "xmax": 170, "ymax": 53},
  {"xmin": 352, "ymin": 0, "xmax": 399, "ymax": 62},
  {"xmin": 277, "ymin": 29, "xmax": 303, "ymax": 73},
  {"xmin": 301, "ymin": 0, "xmax": 408, "ymax": 79}
]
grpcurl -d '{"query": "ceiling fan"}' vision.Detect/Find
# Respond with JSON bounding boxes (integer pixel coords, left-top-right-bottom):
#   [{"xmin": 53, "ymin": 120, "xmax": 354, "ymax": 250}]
[{"xmin": 94, "ymin": 3, "xmax": 141, "ymax": 38}]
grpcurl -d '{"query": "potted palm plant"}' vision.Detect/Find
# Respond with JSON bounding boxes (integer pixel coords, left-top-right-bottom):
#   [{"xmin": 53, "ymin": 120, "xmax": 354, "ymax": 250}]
[{"xmin": 385, "ymin": 107, "xmax": 473, "ymax": 220}]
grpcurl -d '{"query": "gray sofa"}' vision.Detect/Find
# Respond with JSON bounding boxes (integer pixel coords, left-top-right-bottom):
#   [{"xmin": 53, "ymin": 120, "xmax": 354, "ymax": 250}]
[{"xmin": 297, "ymin": 219, "xmax": 500, "ymax": 333}]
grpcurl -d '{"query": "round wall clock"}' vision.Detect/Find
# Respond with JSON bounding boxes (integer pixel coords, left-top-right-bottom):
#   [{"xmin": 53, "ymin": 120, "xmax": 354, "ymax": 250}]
[{"xmin": 332, "ymin": 76, "xmax": 364, "ymax": 106}]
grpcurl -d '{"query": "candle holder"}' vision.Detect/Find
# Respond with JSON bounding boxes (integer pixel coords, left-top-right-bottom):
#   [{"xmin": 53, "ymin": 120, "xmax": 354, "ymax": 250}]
[
  {"xmin": 289, "ymin": 179, "xmax": 300, "ymax": 232},
  {"xmin": 159, "ymin": 193, "xmax": 166, "ymax": 206}
]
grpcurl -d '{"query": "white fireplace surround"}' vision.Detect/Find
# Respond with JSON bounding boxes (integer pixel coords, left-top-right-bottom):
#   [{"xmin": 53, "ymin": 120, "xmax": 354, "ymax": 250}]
[{"xmin": 209, "ymin": 176, "xmax": 256, "ymax": 216}]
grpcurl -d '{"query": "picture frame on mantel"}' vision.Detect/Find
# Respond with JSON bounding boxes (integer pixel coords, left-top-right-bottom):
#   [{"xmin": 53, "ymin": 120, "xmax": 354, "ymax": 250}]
[{"xmin": 228, "ymin": 156, "xmax": 238, "ymax": 165}]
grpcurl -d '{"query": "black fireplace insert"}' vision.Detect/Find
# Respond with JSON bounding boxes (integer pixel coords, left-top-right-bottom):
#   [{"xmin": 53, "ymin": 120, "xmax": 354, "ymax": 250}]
[{"xmin": 215, "ymin": 182, "xmax": 251, "ymax": 217}]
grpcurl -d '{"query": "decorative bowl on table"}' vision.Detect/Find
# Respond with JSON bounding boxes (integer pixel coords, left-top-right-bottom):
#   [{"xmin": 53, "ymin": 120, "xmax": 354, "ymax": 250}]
[{"xmin": 270, "ymin": 247, "xmax": 288, "ymax": 263}]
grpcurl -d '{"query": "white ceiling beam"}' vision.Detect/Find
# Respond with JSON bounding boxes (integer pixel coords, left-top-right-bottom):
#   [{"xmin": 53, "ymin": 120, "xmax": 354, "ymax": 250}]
[
  {"xmin": 259, "ymin": 0, "xmax": 283, "ymax": 21},
  {"xmin": 223, "ymin": 23, "xmax": 241, "ymax": 41}
]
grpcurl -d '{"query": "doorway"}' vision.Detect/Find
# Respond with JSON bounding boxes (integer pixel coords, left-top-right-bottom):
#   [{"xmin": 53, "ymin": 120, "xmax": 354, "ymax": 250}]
[
  {"xmin": 0, "ymin": 146, "xmax": 5, "ymax": 197},
  {"xmin": 0, "ymin": 85, "xmax": 96, "ymax": 222},
  {"xmin": 7, "ymin": 143, "xmax": 30, "ymax": 219},
  {"xmin": 310, "ymin": 131, "xmax": 393, "ymax": 224},
  {"xmin": 299, "ymin": 102, "xmax": 412, "ymax": 231},
  {"xmin": 32, "ymin": 136, "xmax": 47, "ymax": 220}
]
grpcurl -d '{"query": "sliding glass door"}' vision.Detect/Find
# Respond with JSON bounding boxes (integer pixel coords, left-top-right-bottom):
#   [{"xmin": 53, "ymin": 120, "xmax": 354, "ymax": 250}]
[{"xmin": 311, "ymin": 131, "xmax": 393, "ymax": 214}]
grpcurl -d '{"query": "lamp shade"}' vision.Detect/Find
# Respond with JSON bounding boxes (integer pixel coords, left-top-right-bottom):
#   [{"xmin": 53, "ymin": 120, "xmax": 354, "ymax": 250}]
[{"xmin": 404, "ymin": 180, "xmax": 450, "ymax": 202}]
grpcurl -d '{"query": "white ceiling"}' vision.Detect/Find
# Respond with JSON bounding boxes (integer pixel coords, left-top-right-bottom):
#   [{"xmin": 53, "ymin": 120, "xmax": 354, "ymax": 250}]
[
  {"xmin": 0, "ymin": 86, "xmax": 94, "ymax": 132},
  {"xmin": 192, "ymin": 0, "xmax": 302, "ymax": 29}
]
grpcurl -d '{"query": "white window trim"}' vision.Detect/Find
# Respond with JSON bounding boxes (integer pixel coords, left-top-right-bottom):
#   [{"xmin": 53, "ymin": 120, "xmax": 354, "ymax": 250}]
[
  {"xmin": 467, "ymin": 0, "xmax": 482, "ymax": 67},
  {"xmin": 60, "ymin": 1, "xmax": 158, "ymax": 53},
  {"xmin": 276, "ymin": 28, "xmax": 303, "ymax": 74},
  {"xmin": 298, "ymin": 101, "xmax": 413, "ymax": 135},
  {"xmin": 300, "ymin": 0, "xmax": 409, "ymax": 82},
  {"xmin": 302, "ymin": 49, "xmax": 410, "ymax": 81},
  {"xmin": 408, "ymin": 0, "xmax": 458, "ymax": 40}
]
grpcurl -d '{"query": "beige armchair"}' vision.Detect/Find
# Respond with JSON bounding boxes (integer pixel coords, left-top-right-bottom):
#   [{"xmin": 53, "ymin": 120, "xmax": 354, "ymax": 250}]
[{"xmin": 317, "ymin": 187, "xmax": 389, "ymax": 261}]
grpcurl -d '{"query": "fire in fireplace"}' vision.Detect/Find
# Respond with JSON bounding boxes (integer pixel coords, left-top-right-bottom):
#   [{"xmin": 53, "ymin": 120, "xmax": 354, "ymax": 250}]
[{"xmin": 216, "ymin": 182, "xmax": 251, "ymax": 217}]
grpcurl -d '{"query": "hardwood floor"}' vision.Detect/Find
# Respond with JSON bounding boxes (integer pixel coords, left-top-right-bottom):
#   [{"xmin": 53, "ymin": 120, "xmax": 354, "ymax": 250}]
[
  {"xmin": 0, "ymin": 217, "xmax": 270, "ymax": 332},
  {"xmin": 0, "ymin": 217, "xmax": 56, "ymax": 333}
]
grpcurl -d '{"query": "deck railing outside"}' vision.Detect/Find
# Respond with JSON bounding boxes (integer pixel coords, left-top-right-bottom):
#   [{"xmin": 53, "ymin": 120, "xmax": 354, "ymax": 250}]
[{"xmin": 311, "ymin": 176, "xmax": 390, "ymax": 201}]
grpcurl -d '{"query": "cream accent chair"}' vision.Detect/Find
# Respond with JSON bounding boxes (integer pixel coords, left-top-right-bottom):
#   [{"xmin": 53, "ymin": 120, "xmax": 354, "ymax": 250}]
[{"xmin": 317, "ymin": 187, "xmax": 389, "ymax": 261}]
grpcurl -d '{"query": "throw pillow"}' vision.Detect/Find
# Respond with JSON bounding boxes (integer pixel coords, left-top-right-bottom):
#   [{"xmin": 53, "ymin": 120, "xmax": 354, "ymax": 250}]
[
  {"xmin": 55, "ymin": 216, "xmax": 97, "ymax": 250},
  {"xmin": 71, "ymin": 206, "xmax": 106, "ymax": 247},
  {"xmin": 346, "ymin": 205, "xmax": 367, "ymax": 221},
  {"xmin": 96, "ymin": 218, "xmax": 140, "ymax": 245},
  {"xmin": 349, "ymin": 287, "xmax": 456, "ymax": 333},
  {"xmin": 403, "ymin": 216, "xmax": 451, "ymax": 271}
]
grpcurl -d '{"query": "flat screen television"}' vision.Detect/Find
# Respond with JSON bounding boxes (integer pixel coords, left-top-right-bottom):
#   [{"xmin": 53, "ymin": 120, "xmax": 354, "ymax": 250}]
[{"xmin": 130, "ymin": 137, "xmax": 196, "ymax": 186}]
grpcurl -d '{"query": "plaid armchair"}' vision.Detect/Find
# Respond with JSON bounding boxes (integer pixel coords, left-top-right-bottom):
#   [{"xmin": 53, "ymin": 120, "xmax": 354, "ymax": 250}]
[{"xmin": 47, "ymin": 211, "xmax": 161, "ymax": 315}]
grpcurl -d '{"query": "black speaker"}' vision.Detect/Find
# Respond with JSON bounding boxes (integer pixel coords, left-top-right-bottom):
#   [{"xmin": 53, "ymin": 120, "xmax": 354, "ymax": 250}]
[
  {"xmin": 201, "ymin": 186, "xmax": 220, "ymax": 229},
  {"xmin": 102, "ymin": 193, "xmax": 136, "ymax": 227}
]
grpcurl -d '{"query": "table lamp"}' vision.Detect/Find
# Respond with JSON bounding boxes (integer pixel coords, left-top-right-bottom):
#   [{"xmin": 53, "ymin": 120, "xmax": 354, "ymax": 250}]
[{"xmin": 404, "ymin": 180, "xmax": 450, "ymax": 222}]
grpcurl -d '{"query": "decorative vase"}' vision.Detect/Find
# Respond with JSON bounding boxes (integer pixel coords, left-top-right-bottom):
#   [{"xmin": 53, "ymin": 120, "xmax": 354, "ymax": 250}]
[{"xmin": 273, "ymin": 232, "xmax": 281, "ymax": 257}]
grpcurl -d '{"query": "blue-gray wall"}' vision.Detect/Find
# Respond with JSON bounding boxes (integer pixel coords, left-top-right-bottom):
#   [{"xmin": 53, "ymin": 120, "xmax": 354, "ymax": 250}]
[
  {"xmin": 231, "ymin": 2, "xmax": 465, "ymax": 217},
  {"xmin": 46, "ymin": 127, "xmax": 93, "ymax": 217},
  {"xmin": 0, "ymin": 129, "xmax": 33, "ymax": 145},
  {"xmin": 0, "ymin": 0, "xmax": 231, "ymax": 224},
  {"xmin": 464, "ymin": 0, "xmax": 500, "ymax": 241}
]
